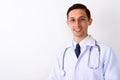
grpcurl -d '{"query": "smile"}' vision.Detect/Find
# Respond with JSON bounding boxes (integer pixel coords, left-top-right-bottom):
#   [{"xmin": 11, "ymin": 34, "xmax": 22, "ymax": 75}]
[{"xmin": 74, "ymin": 29, "xmax": 81, "ymax": 32}]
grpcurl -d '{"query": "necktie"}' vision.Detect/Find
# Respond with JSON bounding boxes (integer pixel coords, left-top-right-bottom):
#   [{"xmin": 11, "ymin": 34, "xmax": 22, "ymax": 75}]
[{"xmin": 75, "ymin": 43, "xmax": 81, "ymax": 58}]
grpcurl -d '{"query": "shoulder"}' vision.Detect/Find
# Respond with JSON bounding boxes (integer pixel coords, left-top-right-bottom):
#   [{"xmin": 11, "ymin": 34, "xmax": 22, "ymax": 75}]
[
  {"xmin": 57, "ymin": 41, "xmax": 73, "ymax": 58},
  {"xmin": 96, "ymin": 40, "xmax": 115, "ymax": 59},
  {"xmin": 97, "ymin": 41, "xmax": 113, "ymax": 51},
  {"xmin": 96, "ymin": 41, "xmax": 116, "ymax": 61}
]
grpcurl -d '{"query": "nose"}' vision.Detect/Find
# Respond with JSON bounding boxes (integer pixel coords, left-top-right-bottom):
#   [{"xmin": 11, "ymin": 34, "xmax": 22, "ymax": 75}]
[{"xmin": 74, "ymin": 20, "xmax": 80, "ymax": 27}]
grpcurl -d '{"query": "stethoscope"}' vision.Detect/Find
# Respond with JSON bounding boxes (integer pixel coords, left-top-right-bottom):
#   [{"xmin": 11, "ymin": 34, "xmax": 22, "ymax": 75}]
[{"xmin": 60, "ymin": 40, "xmax": 101, "ymax": 76}]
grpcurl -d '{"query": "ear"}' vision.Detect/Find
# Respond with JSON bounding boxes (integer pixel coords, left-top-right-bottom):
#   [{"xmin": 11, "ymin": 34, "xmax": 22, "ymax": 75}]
[{"xmin": 88, "ymin": 18, "xmax": 92, "ymax": 25}]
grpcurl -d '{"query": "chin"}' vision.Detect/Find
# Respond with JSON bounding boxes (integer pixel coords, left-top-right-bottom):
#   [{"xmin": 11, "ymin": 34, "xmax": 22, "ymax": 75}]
[{"xmin": 74, "ymin": 34, "xmax": 82, "ymax": 37}]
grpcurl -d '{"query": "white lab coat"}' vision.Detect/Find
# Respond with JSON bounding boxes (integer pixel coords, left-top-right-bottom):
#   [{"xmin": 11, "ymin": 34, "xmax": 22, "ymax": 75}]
[{"xmin": 48, "ymin": 36, "xmax": 120, "ymax": 80}]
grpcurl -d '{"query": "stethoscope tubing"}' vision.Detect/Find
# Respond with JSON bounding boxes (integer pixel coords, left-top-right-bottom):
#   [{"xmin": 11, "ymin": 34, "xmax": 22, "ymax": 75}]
[
  {"xmin": 61, "ymin": 40, "xmax": 101, "ymax": 76},
  {"xmin": 88, "ymin": 40, "xmax": 101, "ymax": 69}
]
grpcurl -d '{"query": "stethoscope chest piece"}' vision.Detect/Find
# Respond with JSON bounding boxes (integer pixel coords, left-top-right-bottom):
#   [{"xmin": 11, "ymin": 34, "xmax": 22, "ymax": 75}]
[{"xmin": 60, "ymin": 70, "xmax": 66, "ymax": 76}]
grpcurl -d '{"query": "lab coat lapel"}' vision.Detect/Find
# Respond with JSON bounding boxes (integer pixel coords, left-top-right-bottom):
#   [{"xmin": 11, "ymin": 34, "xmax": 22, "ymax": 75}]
[
  {"xmin": 67, "ymin": 41, "xmax": 78, "ymax": 61},
  {"xmin": 78, "ymin": 36, "xmax": 95, "ymax": 58}
]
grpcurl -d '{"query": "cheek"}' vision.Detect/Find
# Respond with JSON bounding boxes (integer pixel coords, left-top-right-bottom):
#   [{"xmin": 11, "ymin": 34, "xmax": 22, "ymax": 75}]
[
  {"xmin": 69, "ymin": 26, "xmax": 75, "ymax": 32},
  {"xmin": 82, "ymin": 22, "xmax": 89, "ymax": 27},
  {"xmin": 67, "ymin": 23, "xmax": 73, "ymax": 29},
  {"xmin": 67, "ymin": 22, "xmax": 71, "ymax": 28}
]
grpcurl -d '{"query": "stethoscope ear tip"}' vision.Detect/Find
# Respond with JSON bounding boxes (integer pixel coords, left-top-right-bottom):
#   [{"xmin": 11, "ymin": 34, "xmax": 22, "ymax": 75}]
[{"xmin": 60, "ymin": 70, "xmax": 66, "ymax": 76}]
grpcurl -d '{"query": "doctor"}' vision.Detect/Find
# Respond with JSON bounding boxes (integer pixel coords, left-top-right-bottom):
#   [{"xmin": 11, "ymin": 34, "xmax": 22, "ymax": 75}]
[{"xmin": 48, "ymin": 3, "xmax": 120, "ymax": 80}]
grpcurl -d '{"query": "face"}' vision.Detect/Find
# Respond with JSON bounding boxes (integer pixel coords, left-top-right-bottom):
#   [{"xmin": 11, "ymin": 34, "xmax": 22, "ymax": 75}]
[{"xmin": 67, "ymin": 9, "xmax": 92, "ymax": 40}]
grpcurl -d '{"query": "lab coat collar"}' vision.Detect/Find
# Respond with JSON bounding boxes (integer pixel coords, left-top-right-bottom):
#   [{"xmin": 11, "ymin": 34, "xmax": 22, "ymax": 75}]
[
  {"xmin": 73, "ymin": 35, "xmax": 90, "ymax": 50},
  {"xmin": 65, "ymin": 35, "xmax": 96, "ymax": 49},
  {"xmin": 85, "ymin": 35, "xmax": 96, "ymax": 47}
]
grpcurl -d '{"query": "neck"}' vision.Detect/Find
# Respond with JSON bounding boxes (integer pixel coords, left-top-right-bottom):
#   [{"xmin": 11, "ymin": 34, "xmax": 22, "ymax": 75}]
[{"xmin": 73, "ymin": 34, "xmax": 88, "ymax": 43}]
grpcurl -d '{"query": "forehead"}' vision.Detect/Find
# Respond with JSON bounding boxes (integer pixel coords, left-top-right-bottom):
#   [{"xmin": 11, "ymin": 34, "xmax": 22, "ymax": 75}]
[{"xmin": 68, "ymin": 9, "xmax": 87, "ymax": 18}]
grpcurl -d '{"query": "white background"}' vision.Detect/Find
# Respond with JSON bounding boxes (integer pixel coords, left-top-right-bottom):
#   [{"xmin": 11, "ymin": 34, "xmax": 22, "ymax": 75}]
[{"xmin": 0, "ymin": 0, "xmax": 120, "ymax": 80}]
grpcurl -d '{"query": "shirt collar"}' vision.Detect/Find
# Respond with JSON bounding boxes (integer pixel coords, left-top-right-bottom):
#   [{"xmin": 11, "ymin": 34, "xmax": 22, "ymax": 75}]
[
  {"xmin": 72, "ymin": 35, "xmax": 95, "ymax": 50},
  {"xmin": 65, "ymin": 35, "xmax": 95, "ymax": 49}
]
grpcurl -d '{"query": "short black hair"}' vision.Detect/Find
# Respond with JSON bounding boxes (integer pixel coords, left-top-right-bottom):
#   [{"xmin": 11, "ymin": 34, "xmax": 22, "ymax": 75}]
[{"xmin": 67, "ymin": 3, "xmax": 91, "ymax": 19}]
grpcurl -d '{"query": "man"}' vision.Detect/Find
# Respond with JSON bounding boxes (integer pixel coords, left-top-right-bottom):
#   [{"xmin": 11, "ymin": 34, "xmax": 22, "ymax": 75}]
[{"xmin": 48, "ymin": 3, "xmax": 120, "ymax": 80}]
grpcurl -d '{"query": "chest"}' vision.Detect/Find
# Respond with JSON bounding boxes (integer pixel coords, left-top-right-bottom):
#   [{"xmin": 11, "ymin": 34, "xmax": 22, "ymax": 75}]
[{"xmin": 61, "ymin": 47, "xmax": 104, "ymax": 80}]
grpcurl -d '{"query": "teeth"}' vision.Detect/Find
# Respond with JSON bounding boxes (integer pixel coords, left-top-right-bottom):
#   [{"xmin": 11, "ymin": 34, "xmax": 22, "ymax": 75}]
[{"xmin": 75, "ymin": 29, "xmax": 80, "ymax": 31}]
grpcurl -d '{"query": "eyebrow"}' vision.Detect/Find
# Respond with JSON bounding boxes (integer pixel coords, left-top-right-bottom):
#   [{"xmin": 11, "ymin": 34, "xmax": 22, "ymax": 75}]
[{"xmin": 68, "ymin": 16, "xmax": 87, "ymax": 19}]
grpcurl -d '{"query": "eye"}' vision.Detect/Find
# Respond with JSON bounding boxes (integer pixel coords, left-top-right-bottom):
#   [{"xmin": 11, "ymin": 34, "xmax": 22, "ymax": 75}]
[
  {"xmin": 79, "ymin": 18, "xmax": 86, "ymax": 21},
  {"xmin": 79, "ymin": 16, "xmax": 88, "ymax": 22},
  {"xmin": 69, "ymin": 19, "xmax": 75, "ymax": 22}
]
